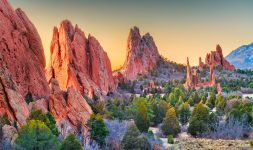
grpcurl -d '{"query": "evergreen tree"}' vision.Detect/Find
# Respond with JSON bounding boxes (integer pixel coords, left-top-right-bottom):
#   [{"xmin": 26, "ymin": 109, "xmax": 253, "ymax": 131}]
[
  {"xmin": 60, "ymin": 133, "xmax": 82, "ymax": 150},
  {"xmin": 28, "ymin": 109, "xmax": 59, "ymax": 136},
  {"xmin": 178, "ymin": 102, "xmax": 191, "ymax": 125},
  {"xmin": 121, "ymin": 123, "xmax": 150, "ymax": 150},
  {"xmin": 87, "ymin": 113, "xmax": 109, "ymax": 148},
  {"xmin": 188, "ymin": 101, "xmax": 209, "ymax": 136},
  {"xmin": 215, "ymin": 95, "xmax": 226, "ymax": 115},
  {"xmin": 15, "ymin": 120, "xmax": 60, "ymax": 150},
  {"xmin": 161, "ymin": 108, "xmax": 181, "ymax": 136},
  {"xmin": 135, "ymin": 101, "xmax": 149, "ymax": 132}
]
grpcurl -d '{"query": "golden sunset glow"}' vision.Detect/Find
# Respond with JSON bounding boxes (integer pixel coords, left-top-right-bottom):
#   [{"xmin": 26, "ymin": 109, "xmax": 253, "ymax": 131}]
[{"xmin": 9, "ymin": 0, "xmax": 253, "ymax": 70}]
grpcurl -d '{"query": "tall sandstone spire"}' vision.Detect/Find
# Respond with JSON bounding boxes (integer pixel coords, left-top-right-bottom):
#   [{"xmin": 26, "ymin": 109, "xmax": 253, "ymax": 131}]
[
  {"xmin": 118, "ymin": 27, "xmax": 160, "ymax": 80},
  {"xmin": 0, "ymin": 0, "xmax": 49, "ymax": 97},
  {"xmin": 0, "ymin": 0, "xmax": 51, "ymax": 125},
  {"xmin": 47, "ymin": 20, "xmax": 116, "ymax": 96}
]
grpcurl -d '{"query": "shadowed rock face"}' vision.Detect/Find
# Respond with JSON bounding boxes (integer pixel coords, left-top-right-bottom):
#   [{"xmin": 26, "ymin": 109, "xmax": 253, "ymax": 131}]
[
  {"xmin": 117, "ymin": 27, "xmax": 160, "ymax": 80},
  {"xmin": 205, "ymin": 45, "xmax": 235, "ymax": 71},
  {"xmin": 48, "ymin": 79, "xmax": 92, "ymax": 142},
  {"xmin": 47, "ymin": 20, "xmax": 116, "ymax": 96},
  {"xmin": 0, "ymin": 69, "xmax": 29, "ymax": 126},
  {"xmin": 0, "ymin": 0, "xmax": 49, "ymax": 97}
]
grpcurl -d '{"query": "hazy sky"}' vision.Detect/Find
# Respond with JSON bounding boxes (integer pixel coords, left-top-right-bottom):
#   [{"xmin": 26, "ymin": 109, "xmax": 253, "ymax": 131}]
[{"xmin": 9, "ymin": 0, "xmax": 253, "ymax": 69}]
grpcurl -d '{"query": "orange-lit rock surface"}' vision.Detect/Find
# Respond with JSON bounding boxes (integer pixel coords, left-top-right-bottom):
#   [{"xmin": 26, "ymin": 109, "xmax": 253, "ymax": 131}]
[
  {"xmin": 48, "ymin": 79, "xmax": 92, "ymax": 140},
  {"xmin": 47, "ymin": 20, "xmax": 115, "ymax": 96},
  {"xmin": 205, "ymin": 45, "xmax": 235, "ymax": 71},
  {"xmin": 116, "ymin": 27, "xmax": 160, "ymax": 80},
  {"xmin": 0, "ymin": 0, "xmax": 49, "ymax": 97}
]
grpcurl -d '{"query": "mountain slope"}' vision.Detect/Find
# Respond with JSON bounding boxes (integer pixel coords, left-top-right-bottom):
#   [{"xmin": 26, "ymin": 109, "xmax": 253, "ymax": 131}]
[{"xmin": 226, "ymin": 43, "xmax": 253, "ymax": 70}]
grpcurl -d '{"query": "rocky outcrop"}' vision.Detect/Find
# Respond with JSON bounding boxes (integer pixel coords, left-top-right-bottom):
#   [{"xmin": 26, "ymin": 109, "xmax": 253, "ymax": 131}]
[
  {"xmin": 198, "ymin": 57, "xmax": 204, "ymax": 69},
  {"xmin": 47, "ymin": 20, "xmax": 115, "ymax": 96},
  {"xmin": 184, "ymin": 57, "xmax": 216, "ymax": 90},
  {"xmin": 1, "ymin": 125, "xmax": 18, "ymax": 149},
  {"xmin": 0, "ymin": 0, "xmax": 49, "ymax": 97},
  {"xmin": 28, "ymin": 98, "xmax": 48, "ymax": 113},
  {"xmin": 205, "ymin": 45, "xmax": 235, "ymax": 71},
  {"xmin": 48, "ymin": 79, "xmax": 92, "ymax": 141},
  {"xmin": 0, "ymin": 69, "xmax": 29, "ymax": 126},
  {"xmin": 116, "ymin": 27, "xmax": 160, "ymax": 80}
]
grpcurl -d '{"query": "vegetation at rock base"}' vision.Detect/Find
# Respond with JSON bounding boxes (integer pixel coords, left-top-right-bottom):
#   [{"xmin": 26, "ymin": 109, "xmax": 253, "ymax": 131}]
[
  {"xmin": 15, "ymin": 120, "xmax": 60, "ymax": 150},
  {"xmin": 27, "ymin": 109, "xmax": 59, "ymax": 136},
  {"xmin": 87, "ymin": 113, "xmax": 109, "ymax": 148},
  {"xmin": 60, "ymin": 133, "xmax": 82, "ymax": 150}
]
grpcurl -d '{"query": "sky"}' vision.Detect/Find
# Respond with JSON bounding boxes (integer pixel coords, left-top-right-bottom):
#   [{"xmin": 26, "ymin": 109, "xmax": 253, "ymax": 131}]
[{"xmin": 9, "ymin": 0, "xmax": 253, "ymax": 70}]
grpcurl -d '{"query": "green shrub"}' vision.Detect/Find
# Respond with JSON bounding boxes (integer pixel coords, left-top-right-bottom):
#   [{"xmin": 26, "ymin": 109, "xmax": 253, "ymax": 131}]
[
  {"xmin": 87, "ymin": 113, "xmax": 109, "ymax": 148},
  {"xmin": 27, "ymin": 109, "xmax": 59, "ymax": 136},
  {"xmin": 134, "ymin": 101, "xmax": 149, "ymax": 133},
  {"xmin": 121, "ymin": 123, "xmax": 150, "ymax": 150},
  {"xmin": 178, "ymin": 102, "xmax": 191, "ymax": 125},
  {"xmin": 188, "ymin": 102, "xmax": 209, "ymax": 136},
  {"xmin": 161, "ymin": 108, "xmax": 180, "ymax": 136},
  {"xmin": 15, "ymin": 120, "xmax": 60, "ymax": 150},
  {"xmin": 188, "ymin": 117, "xmax": 208, "ymax": 136},
  {"xmin": 250, "ymin": 141, "xmax": 253, "ymax": 147},
  {"xmin": 167, "ymin": 135, "xmax": 174, "ymax": 144},
  {"xmin": 60, "ymin": 133, "xmax": 82, "ymax": 150}
]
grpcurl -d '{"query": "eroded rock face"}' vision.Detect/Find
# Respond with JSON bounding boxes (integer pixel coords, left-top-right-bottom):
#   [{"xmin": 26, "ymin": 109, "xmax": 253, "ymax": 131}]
[
  {"xmin": 0, "ymin": 0, "xmax": 49, "ymax": 97},
  {"xmin": 48, "ymin": 79, "xmax": 92, "ymax": 141},
  {"xmin": 205, "ymin": 45, "xmax": 235, "ymax": 71},
  {"xmin": 0, "ymin": 69, "xmax": 29, "ymax": 126},
  {"xmin": 117, "ymin": 27, "xmax": 160, "ymax": 80},
  {"xmin": 47, "ymin": 20, "xmax": 115, "ymax": 96}
]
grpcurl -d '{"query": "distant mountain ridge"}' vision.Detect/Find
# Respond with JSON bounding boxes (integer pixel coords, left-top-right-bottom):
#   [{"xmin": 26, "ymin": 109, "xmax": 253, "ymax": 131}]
[{"xmin": 226, "ymin": 43, "xmax": 253, "ymax": 70}]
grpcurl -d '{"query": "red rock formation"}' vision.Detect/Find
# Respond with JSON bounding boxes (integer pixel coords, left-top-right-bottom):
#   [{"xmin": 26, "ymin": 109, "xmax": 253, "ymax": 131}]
[
  {"xmin": 117, "ymin": 27, "xmax": 160, "ymax": 80},
  {"xmin": 184, "ymin": 57, "xmax": 216, "ymax": 90},
  {"xmin": 47, "ymin": 20, "xmax": 115, "ymax": 96},
  {"xmin": 0, "ymin": 0, "xmax": 49, "ymax": 97},
  {"xmin": 28, "ymin": 98, "xmax": 48, "ymax": 113},
  {"xmin": 205, "ymin": 45, "xmax": 235, "ymax": 71},
  {"xmin": 0, "ymin": 69, "xmax": 29, "ymax": 126},
  {"xmin": 184, "ymin": 57, "xmax": 193, "ymax": 88},
  {"xmin": 198, "ymin": 57, "xmax": 204, "ymax": 69},
  {"xmin": 48, "ymin": 79, "xmax": 92, "ymax": 141}
]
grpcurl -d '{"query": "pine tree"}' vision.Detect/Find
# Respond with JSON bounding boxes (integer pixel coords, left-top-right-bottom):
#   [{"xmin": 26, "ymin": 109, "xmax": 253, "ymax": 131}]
[
  {"xmin": 178, "ymin": 102, "xmax": 191, "ymax": 125},
  {"xmin": 15, "ymin": 120, "xmax": 60, "ymax": 150},
  {"xmin": 161, "ymin": 107, "xmax": 181, "ymax": 136},
  {"xmin": 87, "ymin": 113, "xmax": 109, "ymax": 148},
  {"xmin": 135, "ymin": 101, "xmax": 149, "ymax": 133},
  {"xmin": 188, "ymin": 101, "xmax": 209, "ymax": 136},
  {"xmin": 121, "ymin": 123, "xmax": 150, "ymax": 150}
]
